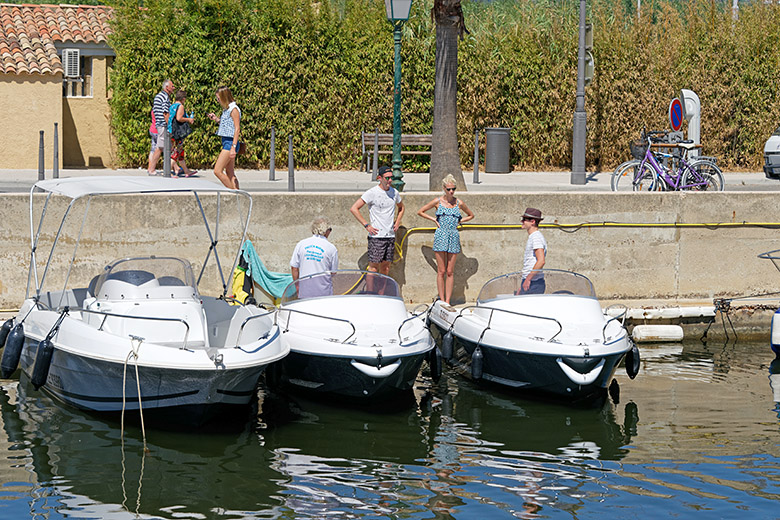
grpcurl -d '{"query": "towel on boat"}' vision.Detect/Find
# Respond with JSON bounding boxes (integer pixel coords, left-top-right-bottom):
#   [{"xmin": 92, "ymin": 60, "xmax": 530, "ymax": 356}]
[{"xmin": 241, "ymin": 239, "xmax": 293, "ymax": 299}]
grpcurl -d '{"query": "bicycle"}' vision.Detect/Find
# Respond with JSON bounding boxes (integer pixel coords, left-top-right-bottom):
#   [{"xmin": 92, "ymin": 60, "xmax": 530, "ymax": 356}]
[{"xmin": 611, "ymin": 130, "xmax": 724, "ymax": 192}]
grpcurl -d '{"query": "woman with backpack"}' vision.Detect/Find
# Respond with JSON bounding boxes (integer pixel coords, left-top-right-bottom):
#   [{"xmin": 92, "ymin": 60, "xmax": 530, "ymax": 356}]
[{"xmin": 168, "ymin": 89, "xmax": 197, "ymax": 177}]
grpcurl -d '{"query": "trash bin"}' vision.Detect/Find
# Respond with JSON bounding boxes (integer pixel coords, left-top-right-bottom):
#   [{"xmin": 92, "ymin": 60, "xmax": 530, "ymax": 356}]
[{"xmin": 485, "ymin": 127, "xmax": 511, "ymax": 173}]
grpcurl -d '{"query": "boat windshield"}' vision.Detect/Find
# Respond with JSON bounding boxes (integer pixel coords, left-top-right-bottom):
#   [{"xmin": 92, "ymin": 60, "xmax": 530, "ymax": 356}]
[
  {"xmin": 477, "ymin": 269, "xmax": 596, "ymax": 303},
  {"xmin": 281, "ymin": 270, "xmax": 401, "ymax": 304},
  {"xmin": 93, "ymin": 257, "xmax": 198, "ymax": 297}
]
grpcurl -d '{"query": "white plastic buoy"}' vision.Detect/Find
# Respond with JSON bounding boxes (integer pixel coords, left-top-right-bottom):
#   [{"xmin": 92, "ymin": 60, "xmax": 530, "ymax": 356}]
[{"xmin": 631, "ymin": 324, "xmax": 684, "ymax": 343}]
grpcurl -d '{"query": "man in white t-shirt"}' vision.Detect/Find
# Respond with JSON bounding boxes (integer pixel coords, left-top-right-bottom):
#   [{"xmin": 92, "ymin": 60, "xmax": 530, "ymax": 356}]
[
  {"xmin": 519, "ymin": 207, "xmax": 547, "ymax": 294},
  {"xmin": 290, "ymin": 217, "xmax": 339, "ymax": 298},
  {"xmin": 349, "ymin": 165, "xmax": 405, "ymax": 277}
]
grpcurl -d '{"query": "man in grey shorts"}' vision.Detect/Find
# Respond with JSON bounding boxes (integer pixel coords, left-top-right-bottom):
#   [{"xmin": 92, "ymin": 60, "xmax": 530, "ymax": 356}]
[
  {"xmin": 148, "ymin": 79, "xmax": 175, "ymax": 175},
  {"xmin": 350, "ymin": 165, "xmax": 405, "ymax": 284}
]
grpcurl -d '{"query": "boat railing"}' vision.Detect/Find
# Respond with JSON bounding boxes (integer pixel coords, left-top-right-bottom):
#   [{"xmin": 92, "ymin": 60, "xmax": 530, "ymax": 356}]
[
  {"xmin": 602, "ymin": 304, "xmax": 628, "ymax": 345},
  {"xmin": 64, "ymin": 306, "xmax": 191, "ymax": 349},
  {"xmin": 454, "ymin": 305, "xmax": 564, "ymax": 343},
  {"xmin": 235, "ymin": 309, "xmax": 277, "ymax": 347},
  {"xmin": 276, "ymin": 307, "xmax": 357, "ymax": 344},
  {"xmin": 396, "ymin": 303, "xmax": 429, "ymax": 346}
]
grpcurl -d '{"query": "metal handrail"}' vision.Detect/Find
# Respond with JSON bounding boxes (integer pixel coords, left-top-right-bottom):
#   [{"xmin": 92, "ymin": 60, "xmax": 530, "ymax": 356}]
[
  {"xmin": 453, "ymin": 304, "xmax": 564, "ymax": 343},
  {"xmin": 235, "ymin": 308, "xmax": 276, "ymax": 347},
  {"xmin": 277, "ymin": 307, "xmax": 357, "ymax": 344},
  {"xmin": 66, "ymin": 306, "xmax": 191, "ymax": 349},
  {"xmin": 396, "ymin": 303, "xmax": 429, "ymax": 346},
  {"xmin": 602, "ymin": 304, "xmax": 628, "ymax": 344}
]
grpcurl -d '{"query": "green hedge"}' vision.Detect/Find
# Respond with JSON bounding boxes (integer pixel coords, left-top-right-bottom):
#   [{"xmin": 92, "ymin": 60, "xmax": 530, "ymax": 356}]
[{"xmin": 108, "ymin": 0, "xmax": 780, "ymax": 171}]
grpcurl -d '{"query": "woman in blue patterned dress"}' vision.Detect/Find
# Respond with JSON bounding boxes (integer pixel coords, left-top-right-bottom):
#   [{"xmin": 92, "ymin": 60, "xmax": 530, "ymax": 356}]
[{"xmin": 417, "ymin": 174, "xmax": 475, "ymax": 304}]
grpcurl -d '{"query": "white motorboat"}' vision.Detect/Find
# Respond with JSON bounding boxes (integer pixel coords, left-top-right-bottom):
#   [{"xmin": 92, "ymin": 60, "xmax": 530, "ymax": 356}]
[
  {"xmin": 0, "ymin": 176, "xmax": 288, "ymax": 425},
  {"xmin": 758, "ymin": 249, "xmax": 780, "ymax": 355},
  {"xmin": 428, "ymin": 269, "xmax": 639, "ymax": 402},
  {"xmin": 270, "ymin": 270, "xmax": 436, "ymax": 402}
]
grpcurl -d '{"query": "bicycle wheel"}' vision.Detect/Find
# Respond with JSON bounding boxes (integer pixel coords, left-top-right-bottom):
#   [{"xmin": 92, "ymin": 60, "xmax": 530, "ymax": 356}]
[
  {"xmin": 681, "ymin": 167, "xmax": 719, "ymax": 191},
  {"xmin": 611, "ymin": 160, "xmax": 639, "ymax": 191},
  {"xmin": 689, "ymin": 160, "xmax": 725, "ymax": 191},
  {"xmin": 612, "ymin": 160, "xmax": 656, "ymax": 191}
]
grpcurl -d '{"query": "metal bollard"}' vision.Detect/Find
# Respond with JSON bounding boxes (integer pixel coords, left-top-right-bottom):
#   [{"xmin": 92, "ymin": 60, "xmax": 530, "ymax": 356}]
[
  {"xmin": 287, "ymin": 134, "xmax": 295, "ymax": 192},
  {"xmin": 163, "ymin": 126, "xmax": 171, "ymax": 177},
  {"xmin": 53, "ymin": 122, "xmax": 59, "ymax": 179},
  {"xmin": 371, "ymin": 128, "xmax": 379, "ymax": 181},
  {"xmin": 473, "ymin": 128, "xmax": 481, "ymax": 184},
  {"xmin": 38, "ymin": 130, "xmax": 45, "ymax": 180},
  {"xmin": 269, "ymin": 126, "xmax": 276, "ymax": 181}
]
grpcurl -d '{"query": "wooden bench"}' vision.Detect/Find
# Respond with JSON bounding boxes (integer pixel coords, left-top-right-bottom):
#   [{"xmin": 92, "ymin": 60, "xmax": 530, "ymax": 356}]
[{"xmin": 360, "ymin": 131, "xmax": 433, "ymax": 174}]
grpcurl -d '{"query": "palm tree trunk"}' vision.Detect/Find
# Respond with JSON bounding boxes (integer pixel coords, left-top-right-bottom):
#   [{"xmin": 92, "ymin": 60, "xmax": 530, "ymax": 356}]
[{"xmin": 430, "ymin": 1, "xmax": 466, "ymax": 191}]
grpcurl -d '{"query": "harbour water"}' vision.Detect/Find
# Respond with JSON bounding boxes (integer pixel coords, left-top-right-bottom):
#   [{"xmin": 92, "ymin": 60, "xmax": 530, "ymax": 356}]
[{"xmin": 1, "ymin": 340, "xmax": 779, "ymax": 519}]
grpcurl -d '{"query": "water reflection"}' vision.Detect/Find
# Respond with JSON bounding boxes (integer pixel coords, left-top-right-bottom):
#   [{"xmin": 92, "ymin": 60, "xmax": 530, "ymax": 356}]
[
  {"xmin": 0, "ymin": 376, "xmax": 284, "ymax": 519},
  {"xmin": 255, "ymin": 375, "xmax": 637, "ymax": 519},
  {"xmin": 2, "ymin": 341, "xmax": 778, "ymax": 519}
]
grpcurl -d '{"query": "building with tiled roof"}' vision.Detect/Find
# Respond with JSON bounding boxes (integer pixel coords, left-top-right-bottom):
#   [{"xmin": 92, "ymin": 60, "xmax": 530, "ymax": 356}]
[{"xmin": 0, "ymin": 3, "xmax": 115, "ymax": 169}]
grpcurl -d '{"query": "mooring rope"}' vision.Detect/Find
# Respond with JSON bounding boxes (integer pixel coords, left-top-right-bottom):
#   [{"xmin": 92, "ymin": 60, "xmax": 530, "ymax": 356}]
[{"xmin": 121, "ymin": 336, "xmax": 147, "ymax": 448}]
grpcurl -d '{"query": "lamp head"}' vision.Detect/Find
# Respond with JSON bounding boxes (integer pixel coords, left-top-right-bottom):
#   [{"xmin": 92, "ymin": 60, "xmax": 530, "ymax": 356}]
[{"xmin": 384, "ymin": 0, "xmax": 412, "ymax": 21}]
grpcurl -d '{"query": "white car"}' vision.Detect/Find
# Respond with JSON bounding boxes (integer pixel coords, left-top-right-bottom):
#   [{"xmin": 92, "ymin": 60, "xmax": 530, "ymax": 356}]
[{"xmin": 764, "ymin": 127, "xmax": 780, "ymax": 179}]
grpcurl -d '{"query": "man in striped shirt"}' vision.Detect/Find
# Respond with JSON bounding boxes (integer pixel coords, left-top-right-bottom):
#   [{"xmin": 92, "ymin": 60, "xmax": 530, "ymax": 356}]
[{"xmin": 147, "ymin": 79, "xmax": 175, "ymax": 175}]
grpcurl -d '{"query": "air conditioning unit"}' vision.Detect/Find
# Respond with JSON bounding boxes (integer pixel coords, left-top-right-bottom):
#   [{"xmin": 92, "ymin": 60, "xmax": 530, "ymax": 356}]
[{"xmin": 62, "ymin": 49, "xmax": 80, "ymax": 78}]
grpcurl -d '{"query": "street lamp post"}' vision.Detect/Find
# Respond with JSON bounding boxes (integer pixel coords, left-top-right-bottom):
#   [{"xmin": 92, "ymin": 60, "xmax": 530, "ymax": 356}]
[
  {"xmin": 571, "ymin": 0, "xmax": 587, "ymax": 185},
  {"xmin": 384, "ymin": 0, "xmax": 412, "ymax": 192}
]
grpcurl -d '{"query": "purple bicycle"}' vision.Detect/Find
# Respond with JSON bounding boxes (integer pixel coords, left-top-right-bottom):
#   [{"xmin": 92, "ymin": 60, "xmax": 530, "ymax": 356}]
[{"xmin": 611, "ymin": 130, "xmax": 724, "ymax": 192}]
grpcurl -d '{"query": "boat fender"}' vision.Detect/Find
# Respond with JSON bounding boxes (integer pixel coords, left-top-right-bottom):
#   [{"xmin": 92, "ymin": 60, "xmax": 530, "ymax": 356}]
[
  {"xmin": 441, "ymin": 330, "xmax": 454, "ymax": 361},
  {"xmin": 625, "ymin": 341, "xmax": 640, "ymax": 380},
  {"xmin": 0, "ymin": 318, "xmax": 13, "ymax": 350},
  {"xmin": 471, "ymin": 347, "xmax": 483, "ymax": 380},
  {"xmin": 429, "ymin": 346, "xmax": 442, "ymax": 382},
  {"xmin": 31, "ymin": 338, "xmax": 54, "ymax": 390},
  {"xmin": 0, "ymin": 323, "xmax": 25, "ymax": 378}
]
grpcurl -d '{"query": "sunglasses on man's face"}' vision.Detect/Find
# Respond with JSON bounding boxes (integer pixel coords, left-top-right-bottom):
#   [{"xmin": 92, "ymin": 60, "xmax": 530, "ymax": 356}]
[{"xmin": 382, "ymin": 175, "xmax": 393, "ymax": 180}]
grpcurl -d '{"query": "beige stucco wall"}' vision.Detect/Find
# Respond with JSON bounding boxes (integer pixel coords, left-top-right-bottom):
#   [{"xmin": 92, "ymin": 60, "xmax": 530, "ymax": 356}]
[
  {"xmin": 0, "ymin": 73, "xmax": 63, "ymax": 169},
  {"xmin": 63, "ymin": 56, "xmax": 116, "ymax": 168},
  {"xmin": 0, "ymin": 191, "xmax": 779, "ymax": 310}
]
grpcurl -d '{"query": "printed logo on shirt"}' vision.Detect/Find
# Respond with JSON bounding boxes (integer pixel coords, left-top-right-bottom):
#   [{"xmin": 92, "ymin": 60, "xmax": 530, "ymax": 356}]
[{"xmin": 303, "ymin": 245, "xmax": 325, "ymax": 262}]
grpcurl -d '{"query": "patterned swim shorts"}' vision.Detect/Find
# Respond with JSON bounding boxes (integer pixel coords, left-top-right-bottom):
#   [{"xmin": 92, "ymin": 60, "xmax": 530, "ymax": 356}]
[{"xmin": 367, "ymin": 237, "xmax": 395, "ymax": 263}]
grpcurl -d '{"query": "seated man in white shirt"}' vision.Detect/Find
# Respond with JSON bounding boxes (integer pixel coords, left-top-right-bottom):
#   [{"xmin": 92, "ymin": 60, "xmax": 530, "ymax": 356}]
[{"xmin": 290, "ymin": 217, "xmax": 339, "ymax": 299}]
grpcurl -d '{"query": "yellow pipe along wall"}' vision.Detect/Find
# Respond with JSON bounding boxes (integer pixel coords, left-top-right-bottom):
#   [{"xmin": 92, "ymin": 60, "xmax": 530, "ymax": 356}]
[{"xmin": 0, "ymin": 191, "xmax": 779, "ymax": 309}]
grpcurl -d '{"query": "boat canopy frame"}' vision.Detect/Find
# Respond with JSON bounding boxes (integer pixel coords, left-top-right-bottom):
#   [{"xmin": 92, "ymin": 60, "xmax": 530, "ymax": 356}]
[{"xmin": 26, "ymin": 176, "xmax": 252, "ymax": 303}]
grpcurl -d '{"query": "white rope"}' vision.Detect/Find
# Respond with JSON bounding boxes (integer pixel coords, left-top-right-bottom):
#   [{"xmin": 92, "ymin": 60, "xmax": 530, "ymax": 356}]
[
  {"xmin": 121, "ymin": 336, "xmax": 147, "ymax": 448},
  {"xmin": 120, "ymin": 335, "xmax": 148, "ymax": 515}
]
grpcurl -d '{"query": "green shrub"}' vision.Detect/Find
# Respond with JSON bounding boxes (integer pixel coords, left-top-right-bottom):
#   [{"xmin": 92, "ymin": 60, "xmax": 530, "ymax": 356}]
[{"xmin": 108, "ymin": 0, "xmax": 780, "ymax": 171}]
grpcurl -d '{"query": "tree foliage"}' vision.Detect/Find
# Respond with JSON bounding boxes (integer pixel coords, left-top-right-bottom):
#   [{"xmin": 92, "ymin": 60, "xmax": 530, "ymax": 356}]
[{"xmin": 108, "ymin": 0, "xmax": 780, "ymax": 171}]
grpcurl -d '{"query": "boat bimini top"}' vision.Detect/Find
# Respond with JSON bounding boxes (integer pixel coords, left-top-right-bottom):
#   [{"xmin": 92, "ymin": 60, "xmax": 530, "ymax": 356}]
[{"xmin": 27, "ymin": 176, "xmax": 252, "ymax": 302}]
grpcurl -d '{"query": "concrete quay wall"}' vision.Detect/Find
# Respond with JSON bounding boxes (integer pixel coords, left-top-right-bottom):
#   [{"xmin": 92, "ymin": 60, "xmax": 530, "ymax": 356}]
[{"xmin": 0, "ymin": 191, "xmax": 778, "ymax": 310}]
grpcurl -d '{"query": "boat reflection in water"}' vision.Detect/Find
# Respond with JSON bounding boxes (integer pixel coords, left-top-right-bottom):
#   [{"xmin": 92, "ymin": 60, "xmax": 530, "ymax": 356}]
[
  {"xmin": 1, "ymin": 370, "xmax": 638, "ymax": 519},
  {"xmin": 259, "ymin": 374, "xmax": 637, "ymax": 519},
  {"xmin": 0, "ymin": 375, "xmax": 286, "ymax": 519}
]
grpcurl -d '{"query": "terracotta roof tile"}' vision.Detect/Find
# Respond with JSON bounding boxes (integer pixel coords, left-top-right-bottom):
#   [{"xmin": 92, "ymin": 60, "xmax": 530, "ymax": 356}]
[{"xmin": 0, "ymin": 4, "xmax": 113, "ymax": 76}]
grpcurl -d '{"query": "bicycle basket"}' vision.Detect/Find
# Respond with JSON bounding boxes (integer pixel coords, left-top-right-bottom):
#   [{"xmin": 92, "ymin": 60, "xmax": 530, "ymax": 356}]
[{"xmin": 630, "ymin": 139, "xmax": 647, "ymax": 160}]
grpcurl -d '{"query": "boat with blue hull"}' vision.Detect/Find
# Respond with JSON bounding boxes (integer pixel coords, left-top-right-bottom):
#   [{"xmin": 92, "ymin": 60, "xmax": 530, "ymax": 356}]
[
  {"xmin": 270, "ymin": 270, "xmax": 435, "ymax": 402},
  {"xmin": 427, "ymin": 269, "xmax": 638, "ymax": 403},
  {"xmin": 0, "ymin": 177, "xmax": 288, "ymax": 426}
]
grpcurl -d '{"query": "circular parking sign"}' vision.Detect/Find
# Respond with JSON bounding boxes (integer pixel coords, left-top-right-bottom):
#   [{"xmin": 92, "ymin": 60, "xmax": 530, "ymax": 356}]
[{"xmin": 669, "ymin": 98, "xmax": 683, "ymax": 131}]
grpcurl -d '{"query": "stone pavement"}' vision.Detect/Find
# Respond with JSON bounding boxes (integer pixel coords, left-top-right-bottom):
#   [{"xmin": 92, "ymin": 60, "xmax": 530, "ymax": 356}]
[{"xmin": 0, "ymin": 167, "xmax": 776, "ymax": 193}]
